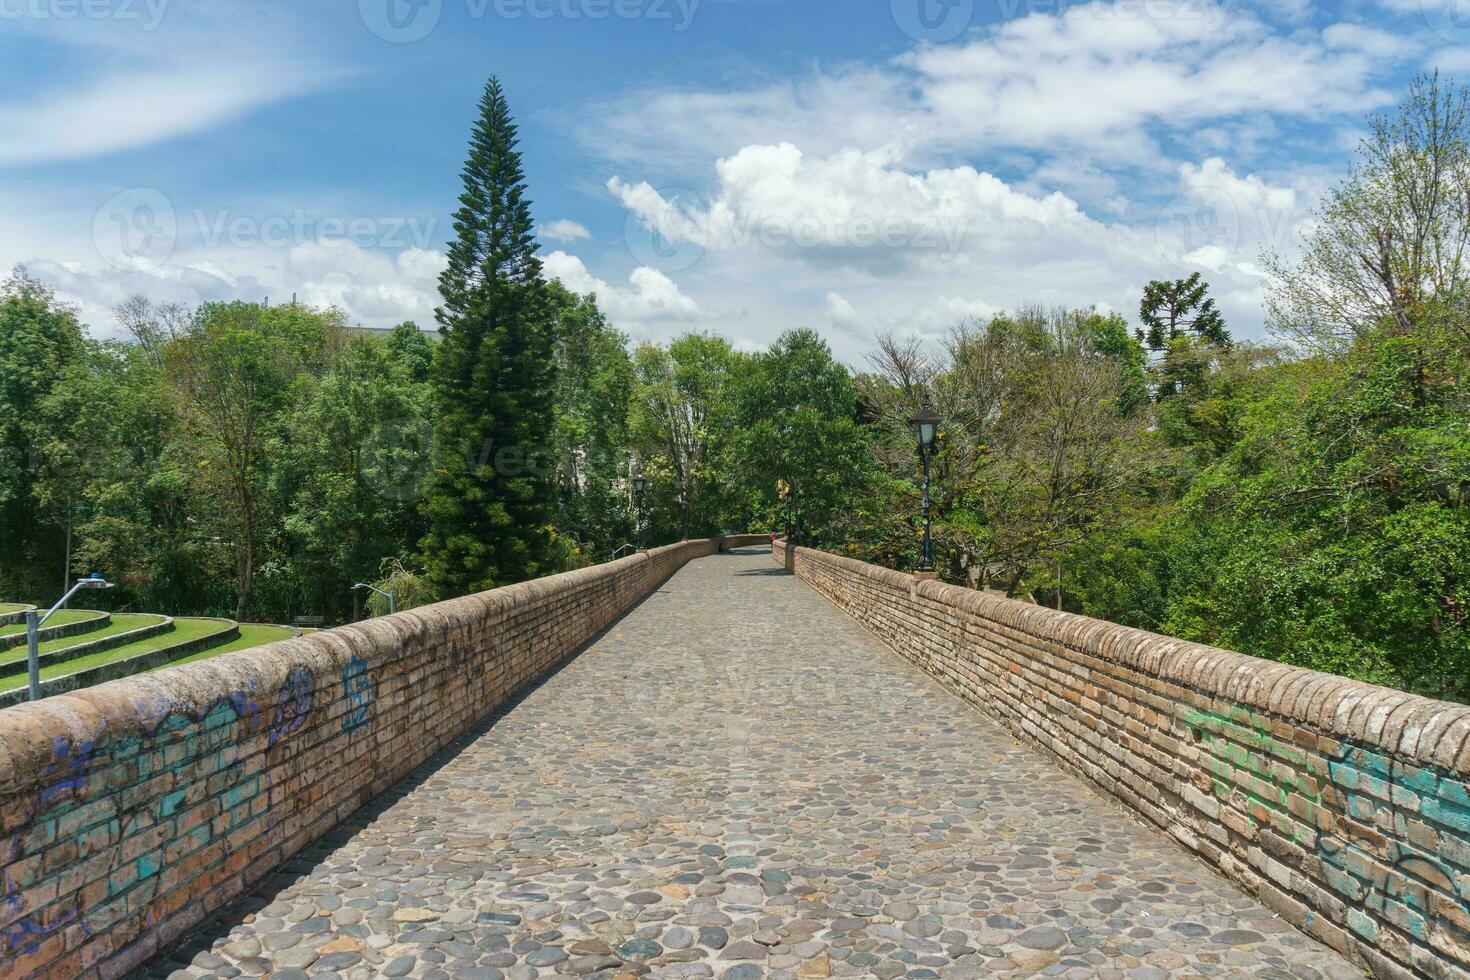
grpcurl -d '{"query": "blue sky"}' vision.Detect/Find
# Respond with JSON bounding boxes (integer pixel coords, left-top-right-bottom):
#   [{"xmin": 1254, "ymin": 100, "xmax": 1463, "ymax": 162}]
[{"xmin": 0, "ymin": 0, "xmax": 1456, "ymax": 362}]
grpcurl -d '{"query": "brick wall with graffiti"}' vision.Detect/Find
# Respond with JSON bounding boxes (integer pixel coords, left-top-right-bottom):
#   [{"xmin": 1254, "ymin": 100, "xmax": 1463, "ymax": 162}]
[
  {"xmin": 0, "ymin": 539, "xmax": 721, "ymax": 979},
  {"xmin": 775, "ymin": 541, "xmax": 1470, "ymax": 979}
]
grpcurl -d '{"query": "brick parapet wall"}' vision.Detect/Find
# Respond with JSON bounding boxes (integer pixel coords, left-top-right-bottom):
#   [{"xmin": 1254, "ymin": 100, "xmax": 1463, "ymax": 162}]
[
  {"xmin": 776, "ymin": 542, "xmax": 1470, "ymax": 979},
  {"xmin": 0, "ymin": 539, "xmax": 719, "ymax": 979},
  {"xmin": 718, "ymin": 534, "xmax": 771, "ymax": 551}
]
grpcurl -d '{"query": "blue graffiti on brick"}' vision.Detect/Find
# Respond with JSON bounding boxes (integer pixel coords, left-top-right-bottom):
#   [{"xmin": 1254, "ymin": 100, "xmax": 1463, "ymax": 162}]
[
  {"xmin": 1317, "ymin": 743, "xmax": 1470, "ymax": 948},
  {"xmin": 341, "ymin": 655, "xmax": 373, "ymax": 733},
  {"xmin": 269, "ymin": 665, "xmax": 316, "ymax": 747},
  {"xmin": 1, "ymin": 738, "xmax": 93, "ymax": 956},
  {"xmin": 0, "ymin": 671, "xmax": 318, "ymax": 966}
]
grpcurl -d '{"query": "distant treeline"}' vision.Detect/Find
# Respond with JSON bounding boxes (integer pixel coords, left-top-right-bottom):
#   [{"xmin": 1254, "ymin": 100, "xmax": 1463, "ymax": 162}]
[{"xmin": 1, "ymin": 73, "xmax": 1465, "ymax": 701}]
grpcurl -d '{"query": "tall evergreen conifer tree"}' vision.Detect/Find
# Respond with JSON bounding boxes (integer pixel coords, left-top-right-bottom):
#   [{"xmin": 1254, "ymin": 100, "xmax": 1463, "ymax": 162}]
[{"xmin": 421, "ymin": 77, "xmax": 557, "ymax": 596}]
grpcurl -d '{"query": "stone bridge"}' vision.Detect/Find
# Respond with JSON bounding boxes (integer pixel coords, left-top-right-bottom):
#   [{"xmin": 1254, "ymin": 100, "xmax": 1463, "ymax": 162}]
[{"xmin": 1, "ymin": 539, "xmax": 1467, "ymax": 978}]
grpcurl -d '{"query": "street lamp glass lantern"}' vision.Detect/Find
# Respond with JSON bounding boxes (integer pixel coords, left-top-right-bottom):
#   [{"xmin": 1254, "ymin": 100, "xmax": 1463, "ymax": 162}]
[
  {"xmin": 633, "ymin": 473, "xmax": 646, "ymax": 495},
  {"xmin": 909, "ymin": 409, "xmax": 942, "ymax": 452}
]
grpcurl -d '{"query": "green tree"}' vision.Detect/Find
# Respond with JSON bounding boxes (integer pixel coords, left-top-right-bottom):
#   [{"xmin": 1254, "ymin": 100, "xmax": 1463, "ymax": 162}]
[
  {"xmin": 629, "ymin": 333, "xmax": 741, "ymax": 542},
  {"xmin": 547, "ymin": 282, "xmax": 635, "ymax": 561},
  {"xmin": 729, "ymin": 328, "xmax": 874, "ymax": 546},
  {"xmin": 387, "ymin": 321, "xmax": 434, "ymax": 383},
  {"xmin": 272, "ymin": 335, "xmax": 431, "ymax": 619},
  {"xmin": 1139, "ymin": 273, "xmax": 1230, "ymax": 352},
  {"xmin": 862, "ymin": 310, "xmax": 1166, "ymax": 594},
  {"xmin": 1267, "ymin": 73, "xmax": 1470, "ymax": 351},
  {"xmin": 33, "ymin": 340, "xmax": 205, "ymax": 613},
  {"xmin": 1158, "ymin": 306, "xmax": 1469, "ymax": 699},
  {"xmin": 166, "ymin": 301, "xmax": 342, "ymax": 618},
  {"xmin": 1080, "ymin": 310, "xmax": 1149, "ymax": 415},
  {"xmin": 0, "ymin": 268, "xmax": 86, "ymax": 600},
  {"xmin": 420, "ymin": 76, "xmax": 558, "ymax": 596}
]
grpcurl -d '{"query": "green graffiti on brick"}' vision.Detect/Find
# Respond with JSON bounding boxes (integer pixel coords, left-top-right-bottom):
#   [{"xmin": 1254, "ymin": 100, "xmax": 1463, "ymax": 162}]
[{"xmin": 1181, "ymin": 705, "xmax": 1324, "ymax": 842}]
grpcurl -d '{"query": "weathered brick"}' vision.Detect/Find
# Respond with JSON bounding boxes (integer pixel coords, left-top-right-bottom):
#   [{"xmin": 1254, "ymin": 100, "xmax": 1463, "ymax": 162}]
[
  {"xmin": 0, "ymin": 538, "xmax": 724, "ymax": 979},
  {"xmin": 777, "ymin": 542, "xmax": 1470, "ymax": 980}
]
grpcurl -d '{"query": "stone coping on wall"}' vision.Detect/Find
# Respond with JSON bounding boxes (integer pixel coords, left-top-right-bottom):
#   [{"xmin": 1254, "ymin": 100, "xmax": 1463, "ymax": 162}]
[
  {"xmin": 773, "ymin": 538, "xmax": 1470, "ymax": 978},
  {"xmin": 0, "ymin": 539, "xmax": 722, "ymax": 979},
  {"xmin": 718, "ymin": 533, "xmax": 773, "ymax": 551},
  {"xmin": 802, "ymin": 547, "xmax": 1470, "ymax": 769}
]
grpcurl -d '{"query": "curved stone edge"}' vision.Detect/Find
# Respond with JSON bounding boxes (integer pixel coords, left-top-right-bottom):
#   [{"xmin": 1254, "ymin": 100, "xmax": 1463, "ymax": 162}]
[
  {"xmin": 793, "ymin": 545, "xmax": 1470, "ymax": 770},
  {"xmin": 0, "ymin": 616, "xmax": 175, "ymax": 677},
  {"xmin": 0, "ymin": 619, "xmax": 244, "ymax": 711},
  {"xmin": 778, "ymin": 543, "xmax": 1470, "ymax": 979},
  {"xmin": 0, "ymin": 606, "xmax": 37, "ymax": 628},
  {"xmin": 0, "ymin": 540, "xmax": 720, "ymax": 980},
  {"xmin": 718, "ymin": 533, "xmax": 772, "ymax": 551},
  {"xmin": 0, "ymin": 611, "xmax": 110, "ymax": 653}
]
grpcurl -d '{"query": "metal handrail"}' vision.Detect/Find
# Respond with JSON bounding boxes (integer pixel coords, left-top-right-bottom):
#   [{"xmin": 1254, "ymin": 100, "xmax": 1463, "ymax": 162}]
[{"xmin": 609, "ymin": 543, "xmax": 639, "ymax": 562}]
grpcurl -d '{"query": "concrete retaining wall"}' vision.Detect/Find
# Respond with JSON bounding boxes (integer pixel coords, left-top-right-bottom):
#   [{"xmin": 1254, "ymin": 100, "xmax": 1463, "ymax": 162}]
[
  {"xmin": 6, "ymin": 617, "xmax": 174, "ymax": 676},
  {"xmin": 0, "ymin": 540, "xmax": 718, "ymax": 978},
  {"xmin": 774, "ymin": 539, "xmax": 1470, "ymax": 979}
]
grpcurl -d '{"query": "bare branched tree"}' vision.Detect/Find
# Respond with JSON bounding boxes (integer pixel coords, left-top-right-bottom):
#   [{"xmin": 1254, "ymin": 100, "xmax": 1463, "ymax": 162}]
[
  {"xmin": 1265, "ymin": 72, "xmax": 1470, "ymax": 351},
  {"xmin": 115, "ymin": 295, "xmax": 191, "ymax": 365}
]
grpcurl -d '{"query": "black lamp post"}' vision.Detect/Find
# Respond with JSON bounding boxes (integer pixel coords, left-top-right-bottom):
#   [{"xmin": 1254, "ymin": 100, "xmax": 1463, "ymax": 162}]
[
  {"xmin": 632, "ymin": 472, "xmax": 647, "ymax": 549},
  {"xmin": 909, "ymin": 408, "xmax": 942, "ymax": 573}
]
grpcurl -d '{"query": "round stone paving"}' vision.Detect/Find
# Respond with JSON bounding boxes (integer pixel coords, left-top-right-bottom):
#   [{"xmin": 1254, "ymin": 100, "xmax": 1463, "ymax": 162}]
[{"xmin": 141, "ymin": 548, "xmax": 1364, "ymax": 979}]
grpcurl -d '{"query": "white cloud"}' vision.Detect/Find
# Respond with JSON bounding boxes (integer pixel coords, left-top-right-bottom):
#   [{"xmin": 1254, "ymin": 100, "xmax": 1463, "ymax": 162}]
[
  {"xmin": 18, "ymin": 236, "xmax": 446, "ymax": 340},
  {"xmin": 0, "ymin": 3, "xmax": 339, "ymax": 166},
  {"xmin": 826, "ymin": 291, "xmax": 860, "ymax": 326},
  {"xmin": 594, "ymin": 140, "xmax": 1325, "ymax": 360},
  {"xmin": 542, "ymin": 250, "xmax": 704, "ymax": 333},
  {"xmin": 0, "ymin": 63, "xmax": 327, "ymax": 166},
  {"xmin": 538, "ymin": 219, "xmax": 592, "ymax": 242},
  {"xmin": 585, "ymin": 0, "xmax": 1404, "ymax": 172},
  {"xmin": 610, "ymin": 143, "xmax": 1094, "ymax": 274},
  {"xmin": 908, "ymin": 2, "xmax": 1390, "ymax": 159},
  {"xmin": 1168, "ymin": 157, "xmax": 1309, "ymax": 273},
  {"xmin": 1322, "ymin": 23, "xmax": 1418, "ymax": 58}
]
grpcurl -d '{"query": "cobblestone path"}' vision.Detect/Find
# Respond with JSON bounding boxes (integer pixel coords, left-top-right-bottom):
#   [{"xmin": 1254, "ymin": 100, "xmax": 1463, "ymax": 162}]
[{"xmin": 145, "ymin": 548, "xmax": 1361, "ymax": 980}]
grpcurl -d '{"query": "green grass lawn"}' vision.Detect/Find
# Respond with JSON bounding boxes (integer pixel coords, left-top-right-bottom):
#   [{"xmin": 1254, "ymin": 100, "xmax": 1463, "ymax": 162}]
[
  {"xmin": 0, "ymin": 614, "xmax": 167, "ymax": 668},
  {"xmin": 0, "ymin": 603, "xmax": 27, "ymax": 614},
  {"xmin": 0, "ymin": 617, "xmax": 230, "ymax": 693},
  {"xmin": 156, "ymin": 624, "xmax": 296, "ymax": 669},
  {"xmin": 0, "ymin": 619, "xmax": 303, "ymax": 696},
  {"xmin": 0, "ymin": 608, "xmax": 104, "ymax": 639}
]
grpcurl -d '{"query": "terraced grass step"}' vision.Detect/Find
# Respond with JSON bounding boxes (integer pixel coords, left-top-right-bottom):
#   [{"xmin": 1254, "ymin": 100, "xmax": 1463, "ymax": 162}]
[
  {"xmin": 0, "ymin": 617, "xmax": 241, "ymax": 707},
  {"xmin": 0, "ymin": 609, "xmax": 109, "ymax": 651},
  {"xmin": 0, "ymin": 614, "xmax": 170, "ymax": 672},
  {"xmin": 150, "ymin": 623, "xmax": 297, "ymax": 670},
  {"xmin": 0, "ymin": 603, "xmax": 34, "ymax": 627}
]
